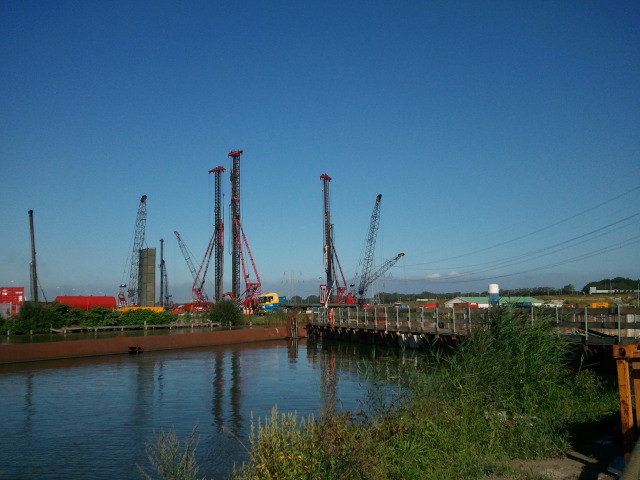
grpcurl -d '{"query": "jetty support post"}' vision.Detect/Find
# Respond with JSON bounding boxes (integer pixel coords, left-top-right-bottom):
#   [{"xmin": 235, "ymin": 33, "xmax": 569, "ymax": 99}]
[{"xmin": 614, "ymin": 344, "xmax": 640, "ymax": 462}]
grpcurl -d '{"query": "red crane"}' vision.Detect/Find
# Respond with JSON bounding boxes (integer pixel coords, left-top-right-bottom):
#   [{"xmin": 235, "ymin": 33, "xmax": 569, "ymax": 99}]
[
  {"xmin": 229, "ymin": 150, "xmax": 261, "ymax": 310},
  {"xmin": 173, "ymin": 230, "xmax": 212, "ymax": 310},
  {"xmin": 209, "ymin": 165, "xmax": 225, "ymax": 302},
  {"xmin": 235, "ymin": 220, "xmax": 262, "ymax": 308}
]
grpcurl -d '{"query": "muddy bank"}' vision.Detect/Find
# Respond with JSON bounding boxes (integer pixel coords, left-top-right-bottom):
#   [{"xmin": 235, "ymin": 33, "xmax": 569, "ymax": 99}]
[{"xmin": 0, "ymin": 326, "xmax": 306, "ymax": 364}]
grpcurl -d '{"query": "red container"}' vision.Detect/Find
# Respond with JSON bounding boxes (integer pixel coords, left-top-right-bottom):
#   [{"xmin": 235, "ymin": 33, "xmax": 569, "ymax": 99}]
[
  {"xmin": 1, "ymin": 286, "xmax": 25, "ymax": 303},
  {"xmin": 0, "ymin": 287, "xmax": 25, "ymax": 316},
  {"xmin": 54, "ymin": 296, "xmax": 117, "ymax": 310}
]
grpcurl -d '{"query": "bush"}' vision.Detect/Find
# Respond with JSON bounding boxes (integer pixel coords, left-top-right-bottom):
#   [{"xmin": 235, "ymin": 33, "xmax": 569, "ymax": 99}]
[
  {"xmin": 209, "ymin": 299, "xmax": 242, "ymax": 325},
  {"xmin": 118, "ymin": 309, "xmax": 176, "ymax": 326},
  {"xmin": 1, "ymin": 303, "xmax": 178, "ymax": 334},
  {"xmin": 2, "ymin": 302, "xmax": 64, "ymax": 334}
]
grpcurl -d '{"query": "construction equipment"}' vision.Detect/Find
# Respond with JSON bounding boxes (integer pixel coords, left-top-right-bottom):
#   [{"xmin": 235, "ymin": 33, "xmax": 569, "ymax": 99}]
[
  {"xmin": 349, "ymin": 194, "xmax": 405, "ymax": 305},
  {"xmin": 174, "ymin": 230, "xmax": 213, "ymax": 310},
  {"xmin": 359, "ymin": 253, "xmax": 405, "ymax": 305},
  {"xmin": 158, "ymin": 238, "xmax": 172, "ymax": 308},
  {"xmin": 209, "ymin": 165, "xmax": 225, "ymax": 302},
  {"xmin": 118, "ymin": 195, "xmax": 147, "ymax": 307},
  {"xmin": 230, "ymin": 150, "xmax": 242, "ymax": 299},
  {"xmin": 229, "ymin": 150, "xmax": 262, "ymax": 309},
  {"xmin": 319, "ymin": 174, "xmax": 348, "ymax": 306},
  {"xmin": 256, "ymin": 292, "xmax": 288, "ymax": 315},
  {"xmin": 28, "ymin": 209, "xmax": 38, "ymax": 303},
  {"xmin": 354, "ymin": 194, "xmax": 382, "ymax": 304}
]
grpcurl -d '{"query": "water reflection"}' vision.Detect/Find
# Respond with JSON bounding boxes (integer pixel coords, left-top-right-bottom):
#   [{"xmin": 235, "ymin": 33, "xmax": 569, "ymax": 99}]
[{"xmin": 0, "ymin": 339, "xmax": 422, "ymax": 479}]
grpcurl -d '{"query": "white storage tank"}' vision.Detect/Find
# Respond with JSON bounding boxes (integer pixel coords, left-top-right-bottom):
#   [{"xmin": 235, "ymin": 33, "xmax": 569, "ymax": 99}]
[{"xmin": 488, "ymin": 284, "xmax": 499, "ymax": 306}]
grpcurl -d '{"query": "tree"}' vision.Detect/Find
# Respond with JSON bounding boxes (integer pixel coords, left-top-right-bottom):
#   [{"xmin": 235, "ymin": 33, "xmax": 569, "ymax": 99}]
[
  {"xmin": 304, "ymin": 295, "xmax": 319, "ymax": 304},
  {"xmin": 208, "ymin": 299, "xmax": 242, "ymax": 325}
]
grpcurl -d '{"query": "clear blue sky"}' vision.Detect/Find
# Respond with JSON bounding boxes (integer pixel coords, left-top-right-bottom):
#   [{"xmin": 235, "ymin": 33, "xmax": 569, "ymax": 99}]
[{"xmin": 2, "ymin": 1, "xmax": 639, "ymax": 303}]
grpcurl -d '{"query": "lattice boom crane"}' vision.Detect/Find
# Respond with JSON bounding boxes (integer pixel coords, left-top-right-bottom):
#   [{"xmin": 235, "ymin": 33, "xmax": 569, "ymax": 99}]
[
  {"xmin": 118, "ymin": 195, "xmax": 147, "ymax": 307},
  {"xmin": 355, "ymin": 194, "xmax": 382, "ymax": 303},
  {"xmin": 174, "ymin": 230, "xmax": 209, "ymax": 305}
]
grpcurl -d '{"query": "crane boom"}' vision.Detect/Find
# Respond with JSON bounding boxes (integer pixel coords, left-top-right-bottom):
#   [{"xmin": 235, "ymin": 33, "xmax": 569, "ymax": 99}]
[
  {"xmin": 174, "ymin": 231, "xmax": 198, "ymax": 280},
  {"xmin": 174, "ymin": 231, "xmax": 209, "ymax": 304},
  {"xmin": 356, "ymin": 194, "xmax": 382, "ymax": 302},
  {"xmin": 193, "ymin": 233, "xmax": 215, "ymax": 301},
  {"xmin": 364, "ymin": 253, "xmax": 405, "ymax": 296},
  {"xmin": 118, "ymin": 195, "xmax": 147, "ymax": 306}
]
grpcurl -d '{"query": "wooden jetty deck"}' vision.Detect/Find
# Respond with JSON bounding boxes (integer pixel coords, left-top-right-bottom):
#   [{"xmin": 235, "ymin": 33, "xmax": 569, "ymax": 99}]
[{"xmin": 306, "ymin": 305, "xmax": 640, "ymax": 348}]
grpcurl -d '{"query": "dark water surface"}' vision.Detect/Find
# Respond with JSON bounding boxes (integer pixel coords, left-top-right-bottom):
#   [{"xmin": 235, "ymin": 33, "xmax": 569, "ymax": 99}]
[{"xmin": 0, "ymin": 339, "xmax": 414, "ymax": 479}]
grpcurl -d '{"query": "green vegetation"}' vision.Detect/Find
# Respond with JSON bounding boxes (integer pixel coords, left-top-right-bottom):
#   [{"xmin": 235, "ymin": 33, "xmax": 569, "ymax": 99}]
[
  {"xmin": 1, "ymin": 302, "xmax": 177, "ymax": 334},
  {"xmin": 138, "ymin": 426, "xmax": 204, "ymax": 480},
  {"xmin": 140, "ymin": 308, "xmax": 617, "ymax": 479},
  {"xmin": 208, "ymin": 299, "xmax": 243, "ymax": 325},
  {"xmin": 582, "ymin": 277, "xmax": 640, "ymax": 293}
]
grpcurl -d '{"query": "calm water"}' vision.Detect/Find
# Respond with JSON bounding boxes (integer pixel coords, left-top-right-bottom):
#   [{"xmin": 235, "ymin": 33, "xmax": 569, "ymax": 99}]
[{"xmin": 0, "ymin": 338, "xmax": 416, "ymax": 479}]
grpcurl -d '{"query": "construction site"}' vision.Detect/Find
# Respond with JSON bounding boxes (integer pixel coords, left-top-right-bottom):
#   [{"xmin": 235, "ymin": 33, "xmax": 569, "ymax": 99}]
[{"xmin": 1, "ymin": 150, "xmax": 404, "ymax": 319}]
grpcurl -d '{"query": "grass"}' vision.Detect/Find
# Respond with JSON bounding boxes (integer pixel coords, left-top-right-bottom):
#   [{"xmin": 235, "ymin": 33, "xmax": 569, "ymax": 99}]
[{"xmin": 140, "ymin": 308, "xmax": 618, "ymax": 480}]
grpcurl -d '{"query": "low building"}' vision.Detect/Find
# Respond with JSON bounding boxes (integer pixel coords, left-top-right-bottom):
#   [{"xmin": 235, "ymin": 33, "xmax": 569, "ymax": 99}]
[{"xmin": 445, "ymin": 296, "xmax": 542, "ymax": 308}]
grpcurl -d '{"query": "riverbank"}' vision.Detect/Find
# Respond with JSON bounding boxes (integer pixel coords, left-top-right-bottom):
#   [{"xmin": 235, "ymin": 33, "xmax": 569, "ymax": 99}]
[{"xmin": 0, "ymin": 325, "xmax": 306, "ymax": 363}]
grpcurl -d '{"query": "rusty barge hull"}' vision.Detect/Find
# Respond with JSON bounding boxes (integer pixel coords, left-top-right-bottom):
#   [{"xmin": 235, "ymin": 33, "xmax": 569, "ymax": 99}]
[{"xmin": 0, "ymin": 326, "xmax": 305, "ymax": 364}]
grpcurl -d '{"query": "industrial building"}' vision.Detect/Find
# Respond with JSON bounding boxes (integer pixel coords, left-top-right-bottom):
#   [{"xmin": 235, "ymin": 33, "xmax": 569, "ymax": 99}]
[{"xmin": 445, "ymin": 296, "xmax": 542, "ymax": 308}]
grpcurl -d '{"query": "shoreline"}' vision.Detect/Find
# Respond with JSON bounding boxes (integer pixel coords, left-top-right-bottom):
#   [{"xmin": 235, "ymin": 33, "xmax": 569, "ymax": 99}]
[{"xmin": 0, "ymin": 325, "xmax": 307, "ymax": 364}]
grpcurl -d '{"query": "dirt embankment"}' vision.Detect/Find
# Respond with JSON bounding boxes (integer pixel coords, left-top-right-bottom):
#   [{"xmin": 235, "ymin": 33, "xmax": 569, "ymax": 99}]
[{"xmin": 0, "ymin": 326, "xmax": 306, "ymax": 364}]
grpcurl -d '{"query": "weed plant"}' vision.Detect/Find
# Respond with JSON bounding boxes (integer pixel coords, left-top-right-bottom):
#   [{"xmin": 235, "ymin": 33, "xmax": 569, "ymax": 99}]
[{"xmin": 138, "ymin": 426, "xmax": 205, "ymax": 480}]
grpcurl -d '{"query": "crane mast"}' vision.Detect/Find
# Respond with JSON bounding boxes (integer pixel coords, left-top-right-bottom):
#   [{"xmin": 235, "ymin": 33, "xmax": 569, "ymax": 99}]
[
  {"xmin": 228, "ymin": 150, "xmax": 261, "ymax": 309},
  {"xmin": 320, "ymin": 174, "xmax": 333, "ymax": 291},
  {"xmin": 28, "ymin": 209, "xmax": 38, "ymax": 303},
  {"xmin": 356, "ymin": 194, "xmax": 382, "ymax": 304},
  {"xmin": 229, "ymin": 150, "xmax": 242, "ymax": 299},
  {"xmin": 209, "ymin": 166, "xmax": 225, "ymax": 302},
  {"xmin": 319, "ymin": 174, "xmax": 348, "ymax": 305},
  {"xmin": 320, "ymin": 174, "xmax": 334, "ymax": 305},
  {"xmin": 158, "ymin": 238, "xmax": 171, "ymax": 307}
]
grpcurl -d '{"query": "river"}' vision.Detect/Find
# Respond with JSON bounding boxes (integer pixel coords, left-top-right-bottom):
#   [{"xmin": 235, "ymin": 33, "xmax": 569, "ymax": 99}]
[{"xmin": 0, "ymin": 338, "xmax": 418, "ymax": 479}]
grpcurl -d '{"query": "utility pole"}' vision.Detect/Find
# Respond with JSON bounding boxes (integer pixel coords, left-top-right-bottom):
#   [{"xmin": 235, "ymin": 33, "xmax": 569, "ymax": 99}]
[{"xmin": 28, "ymin": 209, "xmax": 38, "ymax": 303}]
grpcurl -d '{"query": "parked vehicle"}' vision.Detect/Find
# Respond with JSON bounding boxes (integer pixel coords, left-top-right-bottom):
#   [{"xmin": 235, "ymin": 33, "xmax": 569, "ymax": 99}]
[
  {"xmin": 589, "ymin": 302, "xmax": 609, "ymax": 308},
  {"xmin": 256, "ymin": 293, "xmax": 287, "ymax": 315}
]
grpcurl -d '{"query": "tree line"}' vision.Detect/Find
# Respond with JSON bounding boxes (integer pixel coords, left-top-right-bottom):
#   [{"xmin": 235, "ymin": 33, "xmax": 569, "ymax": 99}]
[{"xmin": 285, "ymin": 277, "xmax": 639, "ymax": 304}]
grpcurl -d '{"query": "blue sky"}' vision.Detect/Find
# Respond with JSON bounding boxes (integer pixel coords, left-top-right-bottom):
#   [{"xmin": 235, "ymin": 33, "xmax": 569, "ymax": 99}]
[{"xmin": 1, "ymin": 1, "xmax": 639, "ymax": 303}]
